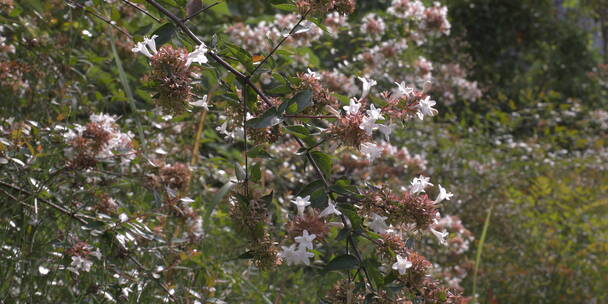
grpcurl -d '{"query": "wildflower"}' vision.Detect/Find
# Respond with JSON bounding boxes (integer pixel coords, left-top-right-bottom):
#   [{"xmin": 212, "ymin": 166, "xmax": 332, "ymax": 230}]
[
  {"xmin": 291, "ymin": 195, "xmax": 311, "ymax": 217},
  {"xmin": 410, "ymin": 175, "xmax": 433, "ymax": 194},
  {"xmin": 280, "ymin": 244, "xmax": 314, "ymax": 266},
  {"xmin": 293, "ymin": 246, "xmax": 315, "ymax": 265},
  {"xmin": 360, "ymin": 115, "xmax": 378, "ymax": 136},
  {"xmin": 392, "ymin": 254, "xmax": 412, "ymax": 275},
  {"xmin": 306, "ymin": 68, "xmax": 321, "ymax": 80},
  {"xmin": 343, "ymin": 98, "xmax": 361, "ymax": 115},
  {"xmin": 366, "ymin": 104, "xmax": 384, "ymax": 120},
  {"xmin": 216, "ymin": 121, "xmax": 229, "ymax": 137},
  {"xmin": 357, "ymin": 76, "xmax": 377, "ymax": 101},
  {"xmin": 189, "ymin": 95, "xmax": 209, "ymax": 110},
  {"xmin": 69, "ymin": 256, "xmax": 93, "ymax": 274},
  {"xmin": 368, "ymin": 213, "xmax": 389, "ymax": 234},
  {"xmin": 279, "ymin": 244, "xmax": 299, "ymax": 266},
  {"xmin": 377, "ymin": 123, "xmax": 396, "ymax": 141},
  {"xmin": 416, "ymin": 96, "xmax": 438, "ymax": 120},
  {"xmin": 143, "ymin": 35, "xmax": 158, "ymax": 53},
  {"xmin": 430, "ymin": 227, "xmax": 449, "ymax": 246},
  {"xmin": 287, "ymin": 209, "xmax": 330, "ymax": 241},
  {"xmin": 294, "ymin": 229, "xmax": 316, "ymax": 250},
  {"xmin": 360, "ymin": 142, "xmax": 382, "ymax": 162},
  {"xmin": 186, "ymin": 43, "xmax": 209, "ymax": 67},
  {"xmin": 394, "ymin": 81, "xmax": 414, "ymax": 99},
  {"xmin": 132, "ymin": 35, "xmax": 158, "ymax": 58},
  {"xmin": 319, "ymin": 201, "xmax": 342, "ymax": 217},
  {"xmin": 434, "ymin": 184, "xmax": 453, "ymax": 204}
]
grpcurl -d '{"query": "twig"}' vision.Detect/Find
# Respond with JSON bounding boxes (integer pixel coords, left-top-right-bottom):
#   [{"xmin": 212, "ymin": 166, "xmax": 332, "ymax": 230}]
[
  {"xmin": 0, "ymin": 188, "xmax": 34, "ymax": 210},
  {"xmin": 242, "ymin": 78, "xmax": 249, "ymax": 198},
  {"xmin": 121, "ymin": 0, "xmax": 161, "ymax": 23},
  {"xmin": 144, "ymin": 0, "xmax": 247, "ymax": 80},
  {"xmin": 182, "ymin": 1, "xmax": 220, "ymax": 22},
  {"xmin": 65, "ymin": 0, "xmax": 132, "ymax": 39},
  {"xmin": 250, "ymin": 9, "xmax": 311, "ymax": 76},
  {"xmin": 0, "ymin": 180, "xmax": 90, "ymax": 224}
]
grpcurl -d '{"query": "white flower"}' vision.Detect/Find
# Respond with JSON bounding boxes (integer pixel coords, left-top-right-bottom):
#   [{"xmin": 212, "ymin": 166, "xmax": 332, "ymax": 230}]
[
  {"xmin": 319, "ymin": 201, "xmax": 342, "ymax": 217},
  {"xmin": 377, "ymin": 123, "xmax": 396, "ymax": 141},
  {"xmin": 366, "ymin": 104, "xmax": 384, "ymax": 121},
  {"xmin": 430, "ymin": 227, "xmax": 449, "ymax": 246},
  {"xmin": 90, "ymin": 248, "xmax": 102, "ymax": 260},
  {"xmin": 343, "ymin": 98, "xmax": 361, "ymax": 115},
  {"xmin": 434, "ymin": 184, "xmax": 453, "ymax": 204},
  {"xmin": 368, "ymin": 213, "xmax": 389, "ymax": 234},
  {"xmin": 360, "ymin": 142, "xmax": 382, "ymax": 162},
  {"xmin": 216, "ymin": 121, "xmax": 229, "ymax": 136},
  {"xmin": 416, "ymin": 96, "xmax": 438, "ymax": 120},
  {"xmin": 186, "ymin": 43, "xmax": 209, "ymax": 67},
  {"xmin": 306, "ymin": 68, "xmax": 321, "ymax": 80},
  {"xmin": 38, "ymin": 266, "xmax": 50, "ymax": 275},
  {"xmin": 294, "ymin": 230, "xmax": 316, "ymax": 250},
  {"xmin": 131, "ymin": 35, "xmax": 158, "ymax": 58},
  {"xmin": 279, "ymin": 244, "xmax": 299, "ymax": 265},
  {"xmin": 360, "ymin": 115, "xmax": 378, "ymax": 136},
  {"xmin": 392, "ymin": 254, "xmax": 412, "ymax": 275},
  {"xmin": 280, "ymin": 244, "xmax": 315, "ymax": 266},
  {"xmin": 143, "ymin": 35, "xmax": 159, "ymax": 54},
  {"xmin": 291, "ymin": 195, "xmax": 311, "ymax": 217},
  {"xmin": 410, "ymin": 175, "xmax": 433, "ymax": 194},
  {"xmin": 189, "ymin": 95, "xmax": 209, "ymax": 110},
  {"xmin": 394, "ymin": 81, "xmax": 414, "ymax": 99},
  {"xmin": 119, "ymin": 213, "xmax": 129, "ymax": 223},
  {"xmin": 293, "ymin": 247, "xmax": 315, "ymax": 265},
  {"xmin": 357, "ymin": 76, "xmax": 377, "ymax": 101},
  {"xmin": 70, "ymin": 256, "xmax": 93, "ymax": 274}
]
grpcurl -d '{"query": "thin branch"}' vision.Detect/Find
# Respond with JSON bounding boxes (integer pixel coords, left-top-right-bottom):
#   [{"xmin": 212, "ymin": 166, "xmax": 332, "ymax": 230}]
[
  {"xmin": 250, "ymin": 9, "xmax": 311, "ymax": 76},
  {"xmin": 65, "ymin": 0, "xmax": 132, "ymax": 39},
  {"xmin": 121, "ymin": 0, "xmax": 161, "ymax": 23},
  {"xmin": 0, "ymin": 180, "xmax": 90, "ymax": 224},
  {"xmin": 0, "ymin": 188, "xmax": 34, "ymax": 210},
  {"xmin": 182, "ymin": 1, "xmax": 220, "ymax": 22},
  {"xmin": 144, "ymin": 0, "xmax": 247, "ymax": 80},
  {"xmin": 242, "ymin": 78, "xmax": 250, "ymax": 198}
]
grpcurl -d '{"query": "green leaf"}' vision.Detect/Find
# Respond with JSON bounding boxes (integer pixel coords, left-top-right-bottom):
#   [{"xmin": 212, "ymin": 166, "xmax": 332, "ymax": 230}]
[
  {"xmin": 250, "ymin": 163, "xmax": 261, "ymax": 182},
  {"xmin": 341, "ymin": 206, "xmax": 362, "ymax": 230},
  {"xmin": 297, "ymin": 180, "xmax": 325, "ymax": 197},
  {"xmin": 152, "ymin": 23, "xmax": 177, "ymax": 46},
  {"xmin": 271, "ymin": 3, "xmax": 297, "ymax": 12},
  {"xmin": 247, "ymin": 107, "xmax": 284, "ymax": 128},
  {"xmin": 205, "ymin": 182, "xmax": 235, "ymax": 226},
  {"xmin": 278, "ymin": 90, "xmax": 313, "ymax": 114},
  {"xmin": 288, "ymin": 90, "xmax": 313, "ymax": 114},
  {"xmin": 310, "ymin": 189, "xmax": 328, "ymax": 209},
  {"xmin": 248, "ymin": 145, "xmax": 273, "ymax": 159},
  {"xmin": 235, "ymin": 163, "xmax": 246, "ymax": 181},
  {"xmin": 310, "ymin": 151, "xmax": 332, "ymax": 178},
  {"xmin": 324, "ymin": 254, "xmax": 359, "ymax": 271}
]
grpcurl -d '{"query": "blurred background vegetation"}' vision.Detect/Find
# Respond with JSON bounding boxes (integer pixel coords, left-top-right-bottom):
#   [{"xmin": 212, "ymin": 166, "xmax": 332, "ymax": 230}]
[{"xmin": 0, "ymin": 0, "xmax": 607, "ymax": 303}]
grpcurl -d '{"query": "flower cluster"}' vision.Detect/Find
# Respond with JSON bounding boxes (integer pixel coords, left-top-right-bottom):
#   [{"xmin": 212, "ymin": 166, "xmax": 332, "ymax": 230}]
[
  {"xmin": 133, "ymin": 36, "xmax": 209, "ymax": 113},
  {"xmin": 63, "ymin": 113, "xmax": 135, "ymax": 169},
  {"xmin": 226, "ymin": 14, "xmax": 323, "ymax": 55},
  {"xmin": 279, "ymin": 196, "xmax": 342, "ymax": 266},
  {"xmin": 66, "ymin": 241, "xmax": 102, "ymax": 275},
  {"xmin": 295, "ymin": 0, "xmax": 356, "ymax": 15}
]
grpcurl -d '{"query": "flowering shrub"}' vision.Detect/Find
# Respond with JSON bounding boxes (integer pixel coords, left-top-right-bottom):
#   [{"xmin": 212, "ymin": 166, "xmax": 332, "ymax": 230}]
[{"xmin": 7, "ymin": 0, "xmax": 606, "ymax": 303}]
